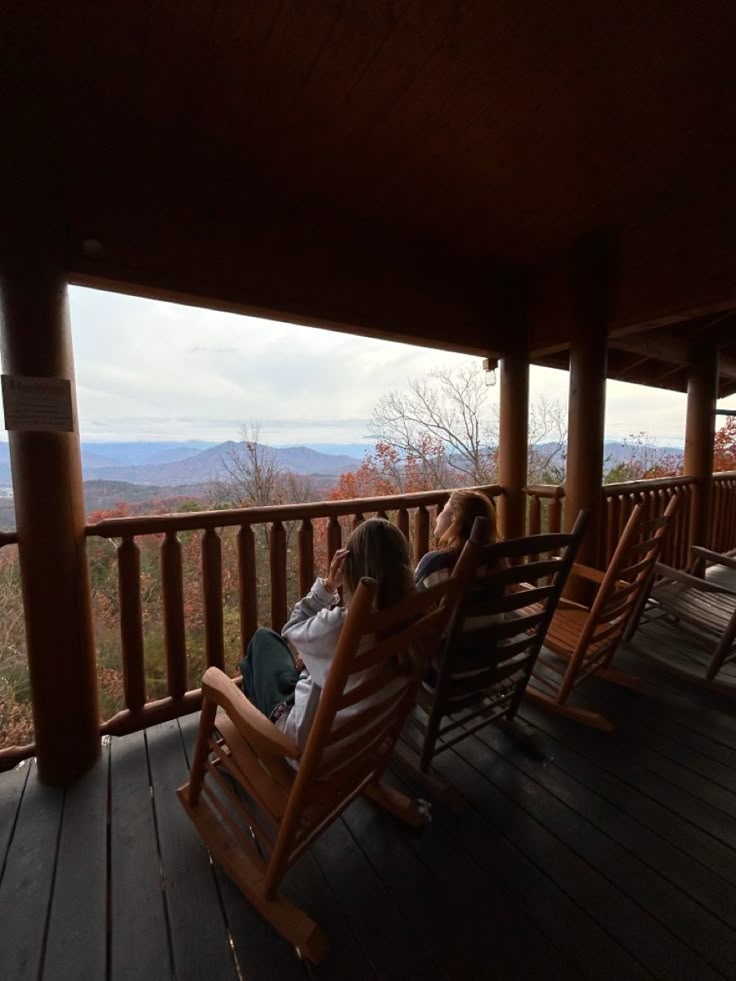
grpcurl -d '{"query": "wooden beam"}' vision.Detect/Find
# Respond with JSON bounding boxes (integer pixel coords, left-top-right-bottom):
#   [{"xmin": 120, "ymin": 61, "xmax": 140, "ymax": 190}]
[
  {"xmin": 609, "ymin": 333, "xmax": 736, "ymax": 379},
  {"xmin": 0, "ymin": 242, "xmax": 100, "ymax": 785},
  {"xmin": 684, "ymin": 348, "xmax": 719, "ymax": 551},
  {"xmin": 64, "ymin": 164, "xmax": 525, "ymax": 358},
  {"xmin": 564, "ymin": 235, "xmax": 609, "ymax": 575},
  {"xmin": 497, "ymin": 346, "xmax": 529, "ymax": 539}
]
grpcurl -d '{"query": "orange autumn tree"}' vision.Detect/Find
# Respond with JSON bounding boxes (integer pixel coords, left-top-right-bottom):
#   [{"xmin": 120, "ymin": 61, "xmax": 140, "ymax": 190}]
[
  {"xmin": 330, "ymin": 438, "xmax": 456, "ymax": 500},
  {"xmin": 713, "ymin": 416, "xmax": 736, "ymax": 472}
]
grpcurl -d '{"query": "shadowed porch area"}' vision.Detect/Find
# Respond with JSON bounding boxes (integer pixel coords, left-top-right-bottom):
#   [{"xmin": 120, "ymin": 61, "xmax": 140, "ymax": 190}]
[{"xmin": 2, "ymin": 636, "xmax": 735, "ymax": 981}]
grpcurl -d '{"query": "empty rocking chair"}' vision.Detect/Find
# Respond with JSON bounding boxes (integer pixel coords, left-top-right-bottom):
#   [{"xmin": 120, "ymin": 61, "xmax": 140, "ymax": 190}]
[
  {"xmin": 178, "ymin": 567, "xmax": 466, "ymax": 963},
  {"xmin": 629, "ymin": 544, "xmax": 736, "ymax": 694},
  {"xmin": 526, "ymin": 495, "xmax": 679, "ymax": 730}
]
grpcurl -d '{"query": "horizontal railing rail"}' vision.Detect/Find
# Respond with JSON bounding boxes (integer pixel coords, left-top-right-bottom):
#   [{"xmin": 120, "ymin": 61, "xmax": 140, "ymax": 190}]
[{"xmin": 85, "ymin": 485, "xmax": 503, "ymax": 738}]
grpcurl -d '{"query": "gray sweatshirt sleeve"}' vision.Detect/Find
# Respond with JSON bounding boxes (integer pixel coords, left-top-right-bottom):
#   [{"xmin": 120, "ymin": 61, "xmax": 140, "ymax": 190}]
[
  {"xmin": 282, "ymin": 578, "xmax": 345, "ymax": 688},
  {"xmin": 282, "ymin": 577, "xmax": 340, "ymax": 633}
]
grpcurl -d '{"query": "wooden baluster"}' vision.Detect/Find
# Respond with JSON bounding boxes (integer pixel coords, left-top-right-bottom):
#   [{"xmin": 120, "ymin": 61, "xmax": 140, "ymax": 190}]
[
  {"xmin": 528, "ymin": 494, "xmax": 541, "ymax": 536},
  {"xmin": 712, "ymin": 483, "xmax": 722, "ymax": 550},
  {"xmin": 270, "ymin": 520, "xmax": 288, "ymax": 633},
  {"xmin": 605, "ymin": 496, "xmax": 618, "ymax": 568},
  {"xmin": 161, "ymin": 530, "xmax": 187, "ymax": 700},
  {"xmin": 397, "ymin": 508, "xmax": 410, "ymax": 540},
  {"xmin": 659, "ymin": 491, "xmax": 672, "ymax": 566},
  {"xmin": 413, "ymin": 506, "xmax": 430, "ymax": 567},
  {"xmin": 671, "ymin": 488, "xmax": 683, "ymax": 568},
  {"xmin": 376, "ymin": 509, "xmax": 389, "ymax": 521},
  {"xmin": 238, "ymin": 524, "xmax": 258, "ymax": 657},
  {"xmin": 327, "ymin": 516, "xmax": 342, "ymax": 564},
  {"xmin": 683, "ymin": 486, "xmax": 693, "ymax": 567},
  {"xmin": 201, "ymin": 528, "xmax": 224, "ymax": 671},
  {"xmin": 549, "ymin": 495, "xmax": 563, "ymax": 536},
  {"xmin": 675, "ymin": 488, "xmax": 685, "ymax": 568},
  {"xmin": 298, "ymin": 518, "xmax": 314, "ymax": 595},
  {"xmin": 618, "ymin": 494, "xmax": 631, "ymax": 540},
  {"xmin": 352, "ymin": 512, "xmax": 365, "ymax": 531},
  {"xmin": 528, "ymin": 495, "xmax": 541, "ymax": 562},
  {"xmin": 117, "ymin": 535, "xmax": 146, "ymax": 711}
]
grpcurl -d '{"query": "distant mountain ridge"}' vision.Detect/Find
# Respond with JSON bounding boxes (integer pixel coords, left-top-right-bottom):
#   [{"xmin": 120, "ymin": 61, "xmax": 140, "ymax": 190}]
[
  {"xmin": 79, "ymin": 441, "xmax": 363, "ymax": 486},
  {"xmin": 0, "ymin": 438, "xmax": 685, "ymax": 488}
]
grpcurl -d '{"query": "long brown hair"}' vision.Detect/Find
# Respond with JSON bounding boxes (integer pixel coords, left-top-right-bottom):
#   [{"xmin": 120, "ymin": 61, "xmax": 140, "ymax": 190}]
[
  {"xmin": 343, "ymin": 517, "xmax": 413, "ymax": 611},
  {"xmin": 437, "ymin": 490, "xmax": 498, "ymax": 553}
]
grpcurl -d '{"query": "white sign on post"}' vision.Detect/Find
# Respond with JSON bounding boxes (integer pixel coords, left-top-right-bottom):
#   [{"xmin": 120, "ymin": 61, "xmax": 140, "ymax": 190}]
[{"xmin": 1, "ymin": 375, "xmax": 74, "ymax": 433}]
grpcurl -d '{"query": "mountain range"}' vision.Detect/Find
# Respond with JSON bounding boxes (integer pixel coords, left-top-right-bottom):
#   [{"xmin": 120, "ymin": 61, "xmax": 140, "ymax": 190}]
[
  {"xmin": 0, "ymin": 440, "xmax": 365, "ymax": 486},
  {"xmin": 0, "ymin": 439, "xmax": 684, "ymax": 488}
]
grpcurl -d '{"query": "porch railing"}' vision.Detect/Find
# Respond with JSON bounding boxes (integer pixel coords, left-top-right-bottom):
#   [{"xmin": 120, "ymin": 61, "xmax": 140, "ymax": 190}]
[
  {"xmin": 0, "ymin": 531, "xmax": 30, "ymax": 769},
  {"xmin": 711, "ymin": 472, "xmax": 736, "ymax": 552},
  {"xmin": 526, "ymin": 472, "xmax": 736, "ymax": 568},
  {"xmin": 85, "ymin": 485, "xmax": 502, "ymax": 739},
  {"xmin": 3, "ymin": 471, "xmax": 736, "ymax": 767}
]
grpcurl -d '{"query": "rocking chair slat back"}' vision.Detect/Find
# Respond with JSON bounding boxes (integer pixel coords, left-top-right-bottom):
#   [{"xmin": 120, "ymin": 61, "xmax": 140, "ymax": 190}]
[
  {"xmin": 528, "ymin": 494, "xmax": 679, "ymax": 728},
  {"xmin": 402, "ymin": 511, "xmax": 588, "ymax": 779}
]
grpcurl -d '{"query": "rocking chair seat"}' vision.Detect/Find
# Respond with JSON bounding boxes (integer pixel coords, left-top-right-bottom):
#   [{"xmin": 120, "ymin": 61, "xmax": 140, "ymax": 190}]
[
  {"xmin": 652, "ymin": 579, "xmax": 736, "ymax": 637},
  {"xmin": 544, "ymin": 607, "xmax": 617, "ymax": 661},
  {"xmin": 631, "ymin": 548, "xmax": 736, "ymax": 688}
]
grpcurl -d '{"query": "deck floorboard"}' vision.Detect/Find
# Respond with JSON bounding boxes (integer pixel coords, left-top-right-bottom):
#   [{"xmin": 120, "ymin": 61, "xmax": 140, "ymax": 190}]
[{"xmin": 2, "ymin": 628, "xmax": 736, "ymax": 980}]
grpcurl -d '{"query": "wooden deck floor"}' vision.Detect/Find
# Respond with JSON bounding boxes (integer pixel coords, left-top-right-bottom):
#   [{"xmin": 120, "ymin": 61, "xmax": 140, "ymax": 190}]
[{"xmin": 2, "ymin": 635, "xmax": 736, "ymax": 980}]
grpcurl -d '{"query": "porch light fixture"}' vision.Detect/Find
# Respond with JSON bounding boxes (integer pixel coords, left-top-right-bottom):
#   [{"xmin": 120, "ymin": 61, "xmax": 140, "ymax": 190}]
[{"xmin": 482, "ymin": 356, "xmax": 498, "ymax": 387}]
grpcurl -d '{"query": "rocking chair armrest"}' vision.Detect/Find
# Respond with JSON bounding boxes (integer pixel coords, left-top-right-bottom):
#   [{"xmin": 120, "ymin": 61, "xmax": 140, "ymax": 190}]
[
  {"xmin": 690, "ymin": 546, "xmax": 736, "ymax": 572},
  {"xmin": 570, "ymin": 562, "xmax": 605, "ymax": 584},
  {"xmin": 201, "ymin": 667, "xmax": 301, "ymax": 760},
  {"xmin": 557, "ymin": 597, "xmax": 590, "ymax": 611},
  {"xmin": 653, "ymin": 562, "xmax": 736, "ymax": 595}
]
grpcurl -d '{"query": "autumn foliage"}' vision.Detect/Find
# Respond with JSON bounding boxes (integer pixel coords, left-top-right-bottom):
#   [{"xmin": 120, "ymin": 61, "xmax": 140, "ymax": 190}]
[
  {"xmin": 3, "ymin": 419, "xmax": 736, "ymax": 752},
  {"xmin": 714, "ymin": 416, "xmax": 736, "ymax": 472}
]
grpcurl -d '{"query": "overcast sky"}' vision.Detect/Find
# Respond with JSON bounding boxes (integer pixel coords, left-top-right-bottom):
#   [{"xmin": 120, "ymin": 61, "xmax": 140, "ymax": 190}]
[{"xmin": 7, "ymin": 285, "xmax": 735, "ymax": 446}]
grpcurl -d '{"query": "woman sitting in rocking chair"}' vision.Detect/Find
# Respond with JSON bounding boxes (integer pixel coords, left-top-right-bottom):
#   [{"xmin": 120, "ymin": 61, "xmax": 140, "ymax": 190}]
[{"xmin": 239, "ymin": 517, "xmax": 414, "ymax": 750}]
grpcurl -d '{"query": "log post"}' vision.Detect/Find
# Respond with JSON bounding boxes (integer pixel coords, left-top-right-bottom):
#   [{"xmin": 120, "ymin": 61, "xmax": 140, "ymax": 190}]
[
  {"xmin": 0, "ymin": 247, "xmax": 100, "ymax": 784},
  {"xmin": 684, "ymin": 347, "xmax": 718, "ymax": 554},
  {"xmin": 564, "ymin": 236, "xmax": 610, "ymax": 573},
  {"xmin": 497, "ymin": 348, "xmax": 529, "ymax": 539}
]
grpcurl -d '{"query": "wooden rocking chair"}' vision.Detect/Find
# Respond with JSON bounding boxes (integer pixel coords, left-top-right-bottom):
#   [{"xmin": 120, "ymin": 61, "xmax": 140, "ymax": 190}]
[
  {"xmin": 526, "ymin": 495, "xmax": 679, "ymax": 730},
  {"xmin": 395, "ymin": 510, "xmax": 588, "ymax": 799},
  {"xmin": 628, "ymin": 545, "xmax": 736, "ymax": 693},
  {"xmin": 177, "ymin": 567, "xmax": 467, "ymax": 963}
]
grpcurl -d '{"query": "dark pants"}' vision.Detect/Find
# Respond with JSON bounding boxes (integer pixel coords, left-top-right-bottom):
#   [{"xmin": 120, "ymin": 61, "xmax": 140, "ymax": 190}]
[{"xmin": 239, "ymin": 627, "xmax": 301, "ymax": 720}]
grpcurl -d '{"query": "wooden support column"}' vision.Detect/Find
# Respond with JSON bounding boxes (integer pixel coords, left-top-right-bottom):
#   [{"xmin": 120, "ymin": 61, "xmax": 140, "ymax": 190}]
[
  {"xmin": 497, "ymin": 350, "xmax": 529, "ymax": 539},
  {"xmin": 684, "ymin": 347, "xmax": 719, "ymax": 551},
  {"xmin": 564, "ymin": 237, "xmax": 610, "ymax": 572},
  {"xmin": 0, "ymin": 247, "xmax": 100, "ymax": 784}
]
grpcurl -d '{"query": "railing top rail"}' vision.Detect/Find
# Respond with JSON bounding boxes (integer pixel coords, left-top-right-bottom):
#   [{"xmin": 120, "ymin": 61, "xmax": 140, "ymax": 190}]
[
  {"xmin": 713, "ymin": 470, "xmax": 736, "ymax": 481},
  {"xmin": 0, "ymin": 531, "xmax": 18, "ymax": 547},
  {"xmin": 524, "ymin": 484, "xmax": 565, "ymax": 499},
  {"xmin": 602, "ymin": 475, "xmax": 696, "ymax": 494},
  {"xmin": 524, "ymin": 475, "xmax": 704, "ymax": 501},
  {"xmin": 85, "ymin": 484, "xmax": 504, "ymax": 538}
]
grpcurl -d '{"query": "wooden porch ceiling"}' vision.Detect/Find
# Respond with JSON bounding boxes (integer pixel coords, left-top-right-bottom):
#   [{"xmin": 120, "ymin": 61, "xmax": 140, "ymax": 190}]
[
  {"xmin": 534, "ymin": 312, "xmax": 736, "ymax": 398},
  {"xmin": 3, "ymin": 2, "xmax": 736, "ymax": 389}
]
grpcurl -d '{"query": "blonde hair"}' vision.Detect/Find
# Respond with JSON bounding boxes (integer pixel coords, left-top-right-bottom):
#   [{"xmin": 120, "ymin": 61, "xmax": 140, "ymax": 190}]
[
  {"xmin": 437, "ymin": 490, "xmax": 498, "ymax": 553},
  {"xmin": 343, "ymin": 517, "xmax": 413, "ymax": 611}
]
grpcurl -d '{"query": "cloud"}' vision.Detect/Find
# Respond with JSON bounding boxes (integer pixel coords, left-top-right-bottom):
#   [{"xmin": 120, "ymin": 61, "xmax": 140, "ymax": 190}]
[{"xmin": 2, "ymin": 284, "xmax": 731, "ymax": 445}]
